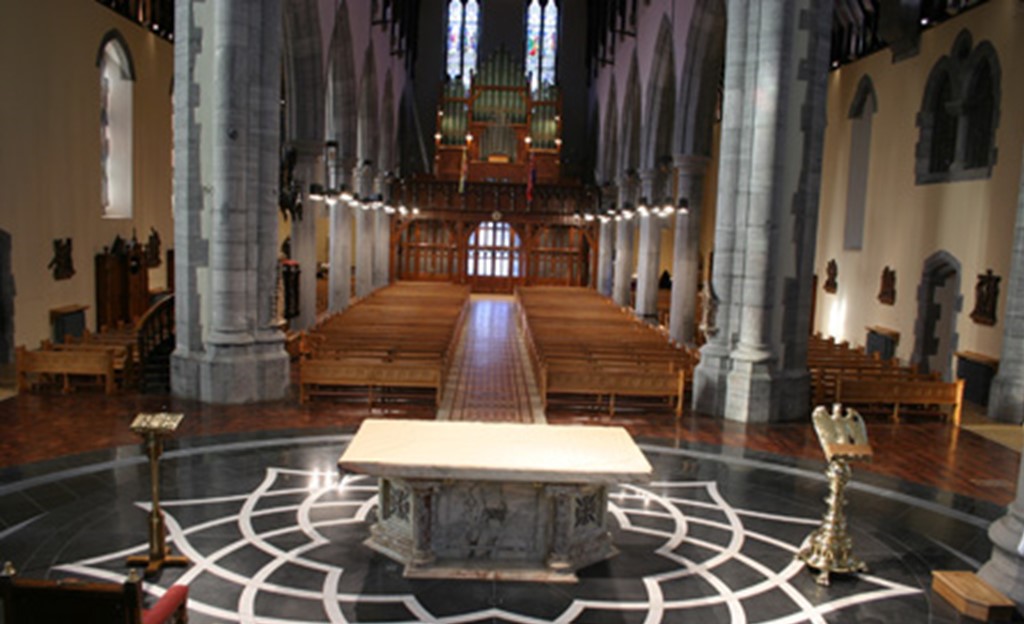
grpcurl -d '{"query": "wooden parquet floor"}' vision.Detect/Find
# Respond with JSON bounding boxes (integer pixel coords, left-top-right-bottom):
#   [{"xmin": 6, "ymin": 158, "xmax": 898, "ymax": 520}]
[{"xmin": 0, "ymin": 296, "xmax": 1018, "ymax": 507}]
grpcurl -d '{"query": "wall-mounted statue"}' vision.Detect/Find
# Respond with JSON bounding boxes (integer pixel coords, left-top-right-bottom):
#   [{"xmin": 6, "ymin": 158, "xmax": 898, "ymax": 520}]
[
  {"xmin": 47, "ymin": 238, "xmax": 75, "ymax": 280},
  {"xmin": 878, "ymin": 266, "xmax": 896, "ymax": 305},
  {"xmin": 823, "ymin": 259, "xmax": 838, "ymax": 293},
  {"xmin": 145, "ymin": 227, "xmax": 162, "ymax": 268},
  {"xmin": 970, "ymin": 269, "xmax": 1000, "ymax": 326}
]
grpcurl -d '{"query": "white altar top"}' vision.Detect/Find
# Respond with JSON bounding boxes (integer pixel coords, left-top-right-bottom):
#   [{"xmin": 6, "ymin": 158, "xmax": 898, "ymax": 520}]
[{"xmin": 339, "ymin": 419, "xmax": 652, "ymax": 485}]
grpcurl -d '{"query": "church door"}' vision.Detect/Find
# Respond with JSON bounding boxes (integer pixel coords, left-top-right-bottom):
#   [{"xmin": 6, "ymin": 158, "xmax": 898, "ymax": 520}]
[
  {"xmin": 912, "ymin": 252, "xmax": 960, "ymax": 380},
  {"xmin": 466, "ymin": 221, "xmax": 522, "ymax": 293}
]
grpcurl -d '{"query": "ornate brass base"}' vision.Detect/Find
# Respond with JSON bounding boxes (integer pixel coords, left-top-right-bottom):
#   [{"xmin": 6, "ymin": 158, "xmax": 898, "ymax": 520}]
[{"xmin": 796, "ymin": 458, "xmax": 867, "ymax": 586}]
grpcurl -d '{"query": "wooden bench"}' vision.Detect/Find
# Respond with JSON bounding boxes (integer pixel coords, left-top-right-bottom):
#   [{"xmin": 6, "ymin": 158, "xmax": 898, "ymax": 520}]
[
  {"xmin": 299, "ymin": 358, "xmax": 445, "ymax": 405},
  {"xmin": 517, "ymin": 286, "xmax": 696, "ymax": 418},
  {"xmin": 16, "ymin": 346, "xmax": 116, "ymax": 395},
  {"xmin": 0, "ymin": 566, "xmax": 188, "ymax": 624},
  {"xmin": 836, "ymin": 377, "xmax": 964, "ymax": 426}
]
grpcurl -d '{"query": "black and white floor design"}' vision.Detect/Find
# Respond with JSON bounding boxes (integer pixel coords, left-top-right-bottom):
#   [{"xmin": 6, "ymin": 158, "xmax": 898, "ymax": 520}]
[{"xmin": 0, "ymin": 431, "xmax": 1002, "ymax": 622}]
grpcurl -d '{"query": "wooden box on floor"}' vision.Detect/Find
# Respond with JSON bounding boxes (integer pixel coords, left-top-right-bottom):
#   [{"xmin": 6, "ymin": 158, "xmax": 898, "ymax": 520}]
[{"xmin": 932, "ymin": 570, "xmax": 1016, "ymax": 621}]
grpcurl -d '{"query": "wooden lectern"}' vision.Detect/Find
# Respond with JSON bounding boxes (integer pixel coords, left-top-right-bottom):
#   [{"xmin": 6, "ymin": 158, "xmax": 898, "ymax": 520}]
[{"xmin": 126, "ymin": 412, "xmax": 190, "ymax": 577}]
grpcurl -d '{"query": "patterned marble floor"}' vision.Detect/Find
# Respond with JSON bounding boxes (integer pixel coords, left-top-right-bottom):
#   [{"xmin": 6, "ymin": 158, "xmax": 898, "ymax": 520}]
[
  {"xmin": 0, "ymin": 297, "xmax": 1017, "ymax": 622},
  {"xmin": 0, "ymin": 431, "xmax": 1002, "ymax": 623},
  {"xmin": 438, "ymin": 295, "xmax": 545, "ymax": 424}
]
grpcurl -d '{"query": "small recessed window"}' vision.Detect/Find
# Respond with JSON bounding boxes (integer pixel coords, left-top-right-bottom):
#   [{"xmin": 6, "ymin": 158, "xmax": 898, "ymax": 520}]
[{"xmin": 98, "ymin": 32, "xmax": 135, "ymax": 218}]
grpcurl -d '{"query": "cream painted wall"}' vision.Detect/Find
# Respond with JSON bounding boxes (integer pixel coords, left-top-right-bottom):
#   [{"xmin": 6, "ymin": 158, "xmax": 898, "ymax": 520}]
[
  {"xmin": 814, "ymin": 0, "xmax": 1023, "ymax": 363},
  {"xmin": 0, "ymin": 2, "xmax": 173, "ymax": 349}
]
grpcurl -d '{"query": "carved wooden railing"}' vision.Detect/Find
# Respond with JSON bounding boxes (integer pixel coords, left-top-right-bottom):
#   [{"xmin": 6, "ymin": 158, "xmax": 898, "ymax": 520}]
[
  {"xmin": 392, "ymin": 179, "xmax": 598, "ymax": 217},
  {"xmin": 136, "ymin": 294, "xmax": 175, "ymax": 392}
]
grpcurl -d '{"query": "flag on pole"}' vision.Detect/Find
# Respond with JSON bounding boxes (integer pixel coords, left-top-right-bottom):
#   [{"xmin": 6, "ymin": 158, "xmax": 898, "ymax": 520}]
[
  {"xmin": 526, "ymin": 151, "xmax": 537, "ymax": 203},
  {"xmin": 458, "ymin": 145, "xmax": 468, "ymax": 194}
]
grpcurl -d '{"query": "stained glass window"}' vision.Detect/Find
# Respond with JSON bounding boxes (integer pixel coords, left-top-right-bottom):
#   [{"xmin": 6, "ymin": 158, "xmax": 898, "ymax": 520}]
[
  {"xmin": 525, "ymin": 0, "xmax": 558, "ymax": 92},
  {"xmin": 446, "ymin": 0, "xmax": 479, "ymax": 91},
  {"xmin": 445, "ymin": 0, "xmax": 463, "ymax": 82}
]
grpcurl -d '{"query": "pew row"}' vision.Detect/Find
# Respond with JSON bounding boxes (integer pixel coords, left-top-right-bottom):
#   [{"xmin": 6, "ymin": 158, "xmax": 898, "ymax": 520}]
[
  {"xmin": 516, "ymin": 286, "xmax": 696, "ymax": 418},
  {"xmin": 16, "ymin": 346, "xmax": 116, "ymax": 395},
  {"xmin": 837, "ymin": 377, "xmax": 964, "ymax": 426},
  {"xmin": 297, "ymin": 282, "xmax": 469, "ymax": 405}
]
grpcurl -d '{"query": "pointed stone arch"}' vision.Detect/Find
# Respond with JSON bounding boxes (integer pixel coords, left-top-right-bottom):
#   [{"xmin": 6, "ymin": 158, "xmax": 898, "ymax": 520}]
[
  {"xmin": 379, "ymin": 69, "xmax": 396, "ymax": 175},
  {"xmin": 911, "ymin": 250, "xmax": 963, "ymax": 380},
  {"xmin": 327, "ymin": 1, "xmax": 358, "ymax": 176},
  {"xmin": 601, "ymin": 79, "xmax": 619, "ymax": 185},
  {"xmin": 620, "ymin": 54, "xmax": 642, "ymax": 179},
  {"xmin": 282, "ymin": 0, "xmax": 325, "ymax": 143},
  {"xmin": 675, "ymin": 0, "xmax": 725, "ymax": 159},
  {"xmin": 357, "ymin": 44, "xmax": 380, "ymax": 169},
  {"xmin": 643, "ymin": 15, "xmax": 676, "ymax": 181}
]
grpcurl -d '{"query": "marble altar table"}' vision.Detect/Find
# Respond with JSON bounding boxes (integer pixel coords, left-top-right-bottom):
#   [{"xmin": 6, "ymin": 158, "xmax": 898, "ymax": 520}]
[{"xmin": 338, "ymin": 419, "xmax": 652, "ymax": 582}]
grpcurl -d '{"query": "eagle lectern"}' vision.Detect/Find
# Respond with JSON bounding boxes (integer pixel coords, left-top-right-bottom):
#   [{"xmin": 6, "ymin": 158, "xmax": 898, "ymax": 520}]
[{"xmin": 797, "ymin": 404, "xmax": 873, "ymax": 586}]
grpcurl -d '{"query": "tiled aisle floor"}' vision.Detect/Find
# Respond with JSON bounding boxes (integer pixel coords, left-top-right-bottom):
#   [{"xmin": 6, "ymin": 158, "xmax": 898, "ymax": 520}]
[{"xmin": 438, "ymin": 295, "xmax": 545, "ymax": 424}]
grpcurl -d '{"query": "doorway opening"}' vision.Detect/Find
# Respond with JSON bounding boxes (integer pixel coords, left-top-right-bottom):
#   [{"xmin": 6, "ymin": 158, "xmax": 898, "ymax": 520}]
[
  {"xmin": 467, "ymin": 221, "xmax": 522, "ymax": 293},
  {"xmin": 912, "ymin": 251, "xmax": 961, "ymax": 380}
]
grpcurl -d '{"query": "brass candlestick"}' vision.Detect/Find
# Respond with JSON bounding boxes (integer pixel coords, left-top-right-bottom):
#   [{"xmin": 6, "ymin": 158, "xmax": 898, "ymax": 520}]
[
  {"xmin": 796, "ymin": 404, "xmax": 872, "ymax": 586},
  {"xmin": 126, "ymin": 412, "xmax": 190, "ymax": 577}
]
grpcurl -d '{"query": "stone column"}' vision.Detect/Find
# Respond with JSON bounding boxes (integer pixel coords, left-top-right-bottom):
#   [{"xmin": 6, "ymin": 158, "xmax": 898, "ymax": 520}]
[
  {"xmin": 634, "ymin": 211, "xmax": 661, "ymax": 323},
  {"xmin": 669, "ymin": 155, "xmax": 709, "ymax": 345},
  {"xmin": 291, "ymin": 142, "xmax": 321, "ymax": 330},
  {"xmin": 171, "ymin": 0, "xmax": 289, "ymax": 403},
  {"xmin": 987, "ymin": 143, "xmax": 1024, "ymax": 425},
  {"xmin": 633, "ymin": 171, "xmax": 660, "ymax": 322},
  {"xmin": 693, "ymin": 0, "xmax": 831, "ymax": 423},
  {"xmin": 353, "ymin": 163, "xmax": 375, "ymax": 298},
  {"xmin": 612, "ymin": 217, "xmax": 636, "ymax": 308},
  {"xmin": 978, "ymin": 143, "xmax": 1024, "ymax": 607},
  {"xmin": 980, "ymin": 445, "xmax": 1024, "ymax": 607},
  {"xmin": 724, "ymin": 1, "xmax": 789, "ymax": 423},
  {"xmin": 327, "ymin": 198, "xmax": 352, "ymax": 314},
  {"xmin": 692, "ymin": 0, "xmax": 751, "ymax": 417},
  {"xmin": 373, "ymin": 209, "xmax": 391, "ymax": 289},
  {"xmin": 597, "ymin": 217, "xmax": 615, "ymax": 297}
]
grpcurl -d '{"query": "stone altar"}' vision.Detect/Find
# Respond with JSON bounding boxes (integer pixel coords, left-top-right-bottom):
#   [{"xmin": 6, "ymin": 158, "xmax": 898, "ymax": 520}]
[{"xmin": 338, "ymin": 419, "xmax": 652, "ymax": 582}]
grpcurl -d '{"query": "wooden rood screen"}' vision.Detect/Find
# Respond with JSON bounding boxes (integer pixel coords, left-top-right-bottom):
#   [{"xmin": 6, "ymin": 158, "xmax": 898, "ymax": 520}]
[
  {"xmin": 298, "ymin": 282, "xmax": 470, "ymax": 406},
  {"xmin": 516, "ymin": 286, "xmax": 698, "ymax": 418}
]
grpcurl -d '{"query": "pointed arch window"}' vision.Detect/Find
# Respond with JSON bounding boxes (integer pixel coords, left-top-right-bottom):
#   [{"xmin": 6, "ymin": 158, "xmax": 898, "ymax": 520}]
[
  {"xmin": 915, "ymin": 30, "xmax": 1000, "ymax": 184},
  {"xmin": 525, "ymin": 0, "xmax": 558, "ymax": 92},
  {"xmin": 98, "ymin": 32, "xmax": 135, "ymax": 219},
  {"xmin": 844, "ymin": 76, "xmax": 876, "ymax": 250},
  {"xmin": 446, "ymin": 0, "xmax": 480, "ymax": 90}
]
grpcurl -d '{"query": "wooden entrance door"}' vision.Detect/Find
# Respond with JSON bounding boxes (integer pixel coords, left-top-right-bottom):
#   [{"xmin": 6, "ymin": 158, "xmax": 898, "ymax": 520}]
[{"xmin": 467, "ymin": 221, "xmax": 522, "ymax": 293}]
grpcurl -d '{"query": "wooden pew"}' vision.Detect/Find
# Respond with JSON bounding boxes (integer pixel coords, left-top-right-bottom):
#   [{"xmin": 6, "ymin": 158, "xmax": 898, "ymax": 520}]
[
  {"xmin": 836, "ymin": 377, "xmax": 964, "ymax": 426},
  {"xmin": 297, "ymin": 282, "xmax": 469, "ymax": 405},
  {"xmin": 0, "ymin": 566, "xmax": 188, "ymax": 624},
  {"xmin": 16, "ymin": 346, "xmax": 116, "ymax": 395},
  {"xmin": 516, "ymin": 286, "xmax": 695, "ymax": 418}
]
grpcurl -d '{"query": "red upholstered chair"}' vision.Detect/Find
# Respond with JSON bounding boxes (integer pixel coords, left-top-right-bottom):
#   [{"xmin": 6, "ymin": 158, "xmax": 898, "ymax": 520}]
[{"xmin": 0, "ymin": 563, "xmax": 188, "ymax": 624}]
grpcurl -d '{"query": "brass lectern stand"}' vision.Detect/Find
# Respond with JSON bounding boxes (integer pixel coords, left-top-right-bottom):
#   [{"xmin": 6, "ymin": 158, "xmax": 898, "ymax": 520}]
[
  {"xmin": 127, "ymin": 412, "xmax": 190, "ymax": 577},
  {"xmin": 796, "ymin": 404, "xmax": 872, "ymax": 586}
]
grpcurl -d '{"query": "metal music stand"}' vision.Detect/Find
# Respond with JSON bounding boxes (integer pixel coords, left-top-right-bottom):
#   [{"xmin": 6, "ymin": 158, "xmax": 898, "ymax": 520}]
[{"xmin": 126, "ymin": 412, "xmax": 191, "ymax": 577}]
